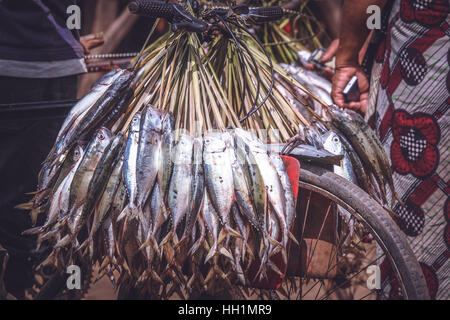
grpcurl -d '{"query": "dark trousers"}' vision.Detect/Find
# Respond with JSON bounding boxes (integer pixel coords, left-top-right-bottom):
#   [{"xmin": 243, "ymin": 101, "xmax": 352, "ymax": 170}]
[{"xmin": 0, "ymin": 75, "xmax": 77, "ymax": 297}]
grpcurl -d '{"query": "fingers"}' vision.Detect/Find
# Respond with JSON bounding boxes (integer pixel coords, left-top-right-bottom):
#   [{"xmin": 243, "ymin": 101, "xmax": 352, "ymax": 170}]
[
  {"xmin": 304, "ymin": 63, "xmax": 315, "ymax": 71},
  {"xmin": 331, "ymin": 66, "xmax": 370, "ymax": 112},
  {"xmin": 320, "ymin": 39, "xmax": 339, "ymax": 63},
  {"xmin": 331, "ymin": 66, "xmax": 356, "ymax": 108}
]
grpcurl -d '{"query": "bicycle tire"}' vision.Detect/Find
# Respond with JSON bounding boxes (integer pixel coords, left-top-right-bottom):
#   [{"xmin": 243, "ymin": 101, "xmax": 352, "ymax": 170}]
[{"xmin": 297, "ymin": 164, "xmax": 429, "ymax": 300}]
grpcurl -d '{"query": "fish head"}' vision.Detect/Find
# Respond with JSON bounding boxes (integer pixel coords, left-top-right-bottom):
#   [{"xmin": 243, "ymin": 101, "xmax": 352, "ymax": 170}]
[
  {"xmin": 192, "ymin": 137, "xmax": 204, "ymax": 165},
  {"xmin": 143, "ymin": 104, "xmax": 164, "ymax": 132},
  {"xmin": 322, "ymin": 131, "xmax": 343, "ymax": 156},
  {"xmin": 71, "ymin": 145, "xmax": 84, "ymax": 163},
  {"xmin": 96, "ymin": 127, "xmax": 113, "ymax": 147},
  {"xmin": 173, "ymin": 134, "xmax": 193, "ymax": 165},
  {"xmin": 233, "ymin": 128, "xmax": 266, "ymax": 153},
  {"xmin": 130, "ymin": 112, "xmax": 142, "ymax": 133},
  {"xmin": 203, "ymin": 131, "xmax": 226, "ymax": 153}
]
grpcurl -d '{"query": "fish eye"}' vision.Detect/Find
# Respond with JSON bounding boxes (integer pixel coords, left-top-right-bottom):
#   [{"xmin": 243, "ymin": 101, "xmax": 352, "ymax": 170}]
[{"xmin": 99, "ymin": 134, "xmax": 105, "ymax": 140}]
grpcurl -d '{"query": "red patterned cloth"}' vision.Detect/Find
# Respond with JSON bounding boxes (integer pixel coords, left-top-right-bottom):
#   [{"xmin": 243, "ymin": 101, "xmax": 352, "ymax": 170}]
[{"xmin": 366, "ymin": 0, "xmax": 449, "ymax": 299}]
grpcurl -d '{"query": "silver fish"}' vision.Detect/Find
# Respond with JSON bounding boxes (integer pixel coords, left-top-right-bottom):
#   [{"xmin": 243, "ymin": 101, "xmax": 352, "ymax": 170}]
[
  {"xmin": 136, "ymin": 105, "xmax": 164, "ymax": 214},
  {"xmin": 203, "ymin": 132, "xmax": 234, "ymax": 228},
  {"xmin": 164, "ymin": 133, "xmax": 193, "ymax": 243},
  {"xmin": 181, "ymin": 136, "xmax": 204, "ymax": 244},
  {"xmin": 322, "ymin": 131, "xmax": 357, "ymax": 183},
  {"xmin": 67, "ymin": 128, "xmax": 112, "ymax": 232},
  {"xmin": 158, "ymin": 112, "xmax": 175, "ymax": 203},
  {"xmin": 269, "ymin": 153, "xmax": 296, "ymax": 245},
  {"xmin": 121, "ymin": 112, "xmax": 142, "ymax": 219},
  {"xmin": 234, "ymin": 129, "xmax": 287, "ymax": 246}
]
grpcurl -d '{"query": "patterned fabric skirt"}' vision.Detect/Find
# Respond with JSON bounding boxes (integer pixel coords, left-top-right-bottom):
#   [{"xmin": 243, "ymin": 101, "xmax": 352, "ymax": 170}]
[{"xmin": 366, "ymin": 0, "xmax": 449, "ymax": 300}]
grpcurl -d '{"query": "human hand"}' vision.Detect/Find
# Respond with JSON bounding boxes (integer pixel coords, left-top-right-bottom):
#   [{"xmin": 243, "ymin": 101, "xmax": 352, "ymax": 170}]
[
  {"xmin": 331, "ymin": 65, "xmax": 369, "ymax": 113},
  {"xmin": 304, "ymin": 39, "xmax": 339, "ymax": 79}
]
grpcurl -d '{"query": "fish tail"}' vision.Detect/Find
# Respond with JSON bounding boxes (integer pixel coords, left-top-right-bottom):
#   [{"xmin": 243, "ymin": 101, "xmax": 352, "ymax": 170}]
[
  {"xmin": 160, "ymin": 229, "xmax": 175, "ymax": 247},
  {"xmin": 74, "ymin": 237, "xmax": 89, "ymax": 254},
  {"xmin": 254, "ymin": 244, "xmax": 269, "ymax": 282},
  {"xmin": 14, "ymin": 202, "xmax": 33, "ymax": 210},
  {"xmin": 174, "ymin": 235, "xmax": 189, "ymax": 250},
  {"xmin": 88, "ymin": 237, "xmax": 95, "ymax": 259},
  {"xmin": 188, "ymin": 234, "xmax": 204, "ymax": 256},
  {"xmin": 235, "ymin": 260, "xmax": 246, "ymax": 286},
  {"xmin": 289, "ymin": 231, "xmax": 299, "ymax": 246},
  {"xmin": 219, "ymin": 247, "xmax": 234, "ymax": 261},
  {"xmin": 117, "ymin": 204, "xmax": 131, "ymax": 221},
  {"xmin": 54, "ymin": 234, "xmax": 73, "ymax": 249},
  {"xmin": 130, "ymin": 205, "xmax": 144, "ymax": 222},
  {"xmin": 204, "ymin": 267, "xmax": 216, "ymax": 284},
  {"xmin": 21, "ymin": 226, "xmax": 43, "ymax": 236},
  {"xmin": 267, "ymin": 260, "xmax": 284, "ymax": 277},
  {"xmin": 99, "ymin": 256, "xmax": 110, "ymax": 271},
  {"xmin": 151, "ymin": 270, "xmax": 164, "ymax": 285},
  {"xmin": 205, "ymin": 242, "xmax": 217, "ymax": 263},
  {"xmin": 224, "ymin": 226, "xmax": 243, "ymax": 239},
  {"xmin": 30, "ymin": 207, "xmax": 43, "ymax": 226},
  {"xmin": 139, "ymin": 234, "xmax": 160, "ymax": 257},
  {"xmin": 393, "ymin": 190, "xmax": 405, "ymax": 207}
]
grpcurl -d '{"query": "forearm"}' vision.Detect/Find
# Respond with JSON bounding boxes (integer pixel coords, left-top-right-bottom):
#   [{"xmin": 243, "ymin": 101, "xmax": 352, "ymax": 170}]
[{"xmin": 336, "ymin": 0, "xmax": 386, "ymax": 67}]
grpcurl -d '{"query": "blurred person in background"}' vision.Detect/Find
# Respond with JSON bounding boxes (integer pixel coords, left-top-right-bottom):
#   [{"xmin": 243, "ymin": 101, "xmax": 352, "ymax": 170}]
[
  {"xmin": 321, "ymin": 0, "xmax": 448, "ymax": 299},
  {"xmin": 0, "ymin": 0, "xmax": 86, "ymax": 298}
]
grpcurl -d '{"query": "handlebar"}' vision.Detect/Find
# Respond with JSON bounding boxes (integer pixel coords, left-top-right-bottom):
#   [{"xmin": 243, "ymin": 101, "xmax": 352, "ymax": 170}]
[
  {"xmin": 128, "ymin": 1, "xmax": 208, "ymax": 32},
  {"xmin": 128, "ymin": 0, "xmax": 285, "ymax": 33},
  {"xmin": 248, "ymin": 6, "xmax": 284, "ymax": 23}
]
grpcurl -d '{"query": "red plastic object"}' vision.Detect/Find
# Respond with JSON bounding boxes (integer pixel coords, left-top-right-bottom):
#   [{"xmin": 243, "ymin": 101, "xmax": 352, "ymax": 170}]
[{"xmin": 247, "ymin": 155, "xmax": 300, "ymax": 290}]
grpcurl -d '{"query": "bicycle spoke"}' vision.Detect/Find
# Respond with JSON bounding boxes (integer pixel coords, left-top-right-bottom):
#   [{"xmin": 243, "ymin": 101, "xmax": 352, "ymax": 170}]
[{"xmin": 319, "ymin": 252, "xmax": 386, "ymax": 300}]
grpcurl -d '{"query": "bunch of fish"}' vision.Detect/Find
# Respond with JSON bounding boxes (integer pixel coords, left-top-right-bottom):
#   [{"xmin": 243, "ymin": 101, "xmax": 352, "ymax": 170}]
[
  {"xmin": 281, "ymin": 62, "xmax": 401, "ymax": 207},
  {"xmin": 21, "ymin": 78, "xmax": 297, "ymax": 296}
]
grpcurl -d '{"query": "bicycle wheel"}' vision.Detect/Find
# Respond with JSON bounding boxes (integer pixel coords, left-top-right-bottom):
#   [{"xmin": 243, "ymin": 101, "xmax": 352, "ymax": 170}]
[{"xmin": 237, "ymin": 164, "xmax": 430, "ymax": 300}]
